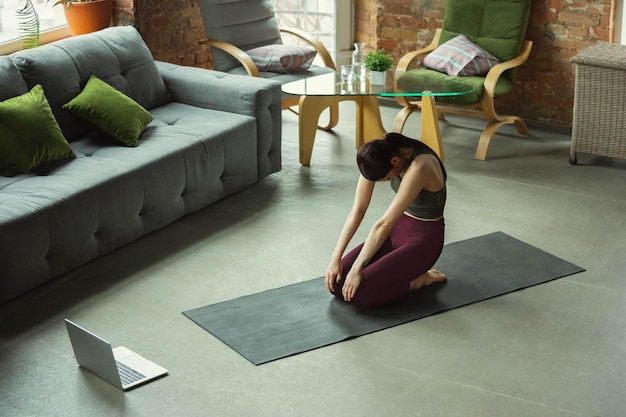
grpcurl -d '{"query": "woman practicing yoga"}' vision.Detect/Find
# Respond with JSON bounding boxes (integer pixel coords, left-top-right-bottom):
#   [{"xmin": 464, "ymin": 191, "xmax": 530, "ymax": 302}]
[{"xmin": 325, "ymin": 132, "xmax": 447, "ymax": 308}]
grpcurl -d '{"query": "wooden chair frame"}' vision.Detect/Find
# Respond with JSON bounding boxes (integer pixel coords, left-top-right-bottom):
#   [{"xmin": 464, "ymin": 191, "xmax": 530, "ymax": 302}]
[
  {"xmin": 393, "ymin": 28, "xmax": 533, "ymax": 160},
  {"xmin": 200, "ymin": 27, "xmax": 339, "ymax": 130}
]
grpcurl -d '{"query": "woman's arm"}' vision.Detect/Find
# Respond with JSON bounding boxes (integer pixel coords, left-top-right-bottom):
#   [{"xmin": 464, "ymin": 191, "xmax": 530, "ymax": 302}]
[{"xmin": 325, "ymin": 175, "xmax": 375, "ymax": 292}]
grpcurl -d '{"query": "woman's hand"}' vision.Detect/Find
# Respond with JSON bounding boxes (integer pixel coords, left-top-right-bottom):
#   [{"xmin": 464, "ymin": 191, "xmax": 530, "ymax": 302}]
[
  {"xmin": 342, "ymin": 269, "xmax": 362, "ymax": 302},
  {"xmin": 325, "ymin": 259, "xmax": 343, "ymax": 293}
]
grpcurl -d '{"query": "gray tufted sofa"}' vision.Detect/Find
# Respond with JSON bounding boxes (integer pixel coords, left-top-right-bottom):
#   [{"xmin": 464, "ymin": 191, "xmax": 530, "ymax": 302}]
[{"xmin": 0, "ymin": 26, "xmax": 282, "ymax": 304}]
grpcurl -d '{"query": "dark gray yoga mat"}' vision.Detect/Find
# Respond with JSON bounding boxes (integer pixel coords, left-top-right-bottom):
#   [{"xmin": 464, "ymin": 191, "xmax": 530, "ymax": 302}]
[{"xmin": 183, "ymin": 232, "xmax": 584, "ymax": 365}]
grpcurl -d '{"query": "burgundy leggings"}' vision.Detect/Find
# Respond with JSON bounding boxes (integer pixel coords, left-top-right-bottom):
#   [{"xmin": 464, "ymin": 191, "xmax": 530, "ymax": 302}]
[{"xmin": 333, "ymin": 215, "xmax": 444, "ymax": 308}]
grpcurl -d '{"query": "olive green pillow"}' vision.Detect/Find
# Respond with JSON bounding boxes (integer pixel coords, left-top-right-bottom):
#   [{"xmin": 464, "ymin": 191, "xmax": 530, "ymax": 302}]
[
  {"xmin": 63, "ymin": 76, "xmax": 153, "ymax": 146},
  {"xmin": 0, "ymin": 84, "xmax": 75, "ymax": 177}
]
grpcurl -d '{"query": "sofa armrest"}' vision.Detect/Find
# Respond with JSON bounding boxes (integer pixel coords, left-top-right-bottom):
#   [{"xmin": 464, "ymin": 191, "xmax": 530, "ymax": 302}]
[
  {"xmin": 155, "ymin": 61, "xmax": 280, "ymax": 114},
  {"xmin": 154, "ymin": 61, "xmax": 282, "ymax": 178}
]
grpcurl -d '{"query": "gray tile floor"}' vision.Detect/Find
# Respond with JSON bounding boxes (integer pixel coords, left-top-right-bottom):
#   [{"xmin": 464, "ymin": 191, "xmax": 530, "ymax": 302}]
[{"xmin": 1, "ymin": 101, "xmax": 625, "ymax": 417}]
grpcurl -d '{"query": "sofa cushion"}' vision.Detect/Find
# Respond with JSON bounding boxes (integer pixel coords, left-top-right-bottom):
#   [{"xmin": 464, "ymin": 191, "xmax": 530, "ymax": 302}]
[
  {"xmin": 10, "ymin": 26, "xmax": 171, "ymax": 142},
  {"xmin": 423, "ymin": 34, "xmax": 500, "ymax": 77},
  {"xmin": 63, "ymin": 76, "xmax": 153, "ymax": 146},
  {"xmin": 397, "ymin": 68, "xmax": 514, "ymax": 106},
  {"xmin": 0, "ymin": 85, "xmax": 75, "ymax": 177},
  {"xmin": 0, "ymin": 56, "xmax": 28, "ymax": 101},
  {"xmin": 246, "ymin": 44, "xmax": 317, "ymax": 73}
]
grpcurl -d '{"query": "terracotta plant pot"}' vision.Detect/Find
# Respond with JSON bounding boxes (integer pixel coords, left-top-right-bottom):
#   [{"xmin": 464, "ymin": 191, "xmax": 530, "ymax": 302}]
[{"xmin": 63, "ymin": 0, "xmax": 113, "ymax": 36}]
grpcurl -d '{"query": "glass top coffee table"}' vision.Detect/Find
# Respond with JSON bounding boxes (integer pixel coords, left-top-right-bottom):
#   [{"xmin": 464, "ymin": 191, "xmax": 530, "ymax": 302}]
[{"xmin": 282, "ymin": 72, "xmax": 474, "ymax": 166}]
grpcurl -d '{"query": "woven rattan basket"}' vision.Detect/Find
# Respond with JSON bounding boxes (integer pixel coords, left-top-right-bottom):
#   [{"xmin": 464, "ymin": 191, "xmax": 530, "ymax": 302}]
[{"xmin": 570, "ymin": 42, "xmax": 626, "ymax": 164}]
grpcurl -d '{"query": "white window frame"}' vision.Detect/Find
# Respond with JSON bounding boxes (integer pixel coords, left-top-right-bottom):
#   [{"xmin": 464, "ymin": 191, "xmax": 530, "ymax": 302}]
[
  {"xmin": 334, "ymin": 0, "xmax": 353, "ymax": 66},
  {"xmin": 0, "ymin": 25, "xmax": 69, "ymax": 55}
]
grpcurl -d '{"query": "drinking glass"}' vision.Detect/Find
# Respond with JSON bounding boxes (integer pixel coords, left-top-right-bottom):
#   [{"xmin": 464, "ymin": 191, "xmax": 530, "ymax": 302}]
[{"xmin": 340, "ymin": 64, "xmax": 354, "ymax": 92}]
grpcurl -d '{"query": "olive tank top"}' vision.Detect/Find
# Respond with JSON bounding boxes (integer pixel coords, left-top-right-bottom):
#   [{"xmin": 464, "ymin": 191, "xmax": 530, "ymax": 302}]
[{"xmin": 389, "ymin": 148, "xmax": 446, "ymax": 219}]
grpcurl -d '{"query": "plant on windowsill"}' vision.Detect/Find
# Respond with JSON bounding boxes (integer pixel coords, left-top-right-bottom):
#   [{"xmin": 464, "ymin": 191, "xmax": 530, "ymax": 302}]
[
  {"xmin": 365, "ymin": 49, "xmax": 394, "ymax": 85},
  {"xmin": 16, "ymin": 0, "xmax": 40, "ymax": 49},
  {"xmin": 48, "ymin": 0, "xmax": 113, "ymax": 36}
]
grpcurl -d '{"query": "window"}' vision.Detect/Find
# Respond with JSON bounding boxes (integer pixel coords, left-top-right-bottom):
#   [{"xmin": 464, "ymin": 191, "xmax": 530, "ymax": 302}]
[
  {"xmin": 272, "ymin": 0, "xmax": 353, "ymax": 66},
  {"xmin": 0, "ymin": 0, "xmax": 68, "ymax": 54}
]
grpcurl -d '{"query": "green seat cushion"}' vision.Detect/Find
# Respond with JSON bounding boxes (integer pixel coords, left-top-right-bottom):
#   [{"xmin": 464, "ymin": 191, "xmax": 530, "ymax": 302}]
[
  {"xmin": 0, "ymin": 85, "xmax": 75, "ymax": 177},
  {"xmin": 63, "ymin": 76, "xmax": 154, "ymax": 146},
  {"xmin": 397, "ymin": 68, "xmax": 513, "ymax": 106}
]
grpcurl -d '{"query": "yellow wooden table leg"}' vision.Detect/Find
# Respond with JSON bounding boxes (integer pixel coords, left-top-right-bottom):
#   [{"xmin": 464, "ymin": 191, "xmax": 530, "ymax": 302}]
[
  {"xmin": 298, "ymin": 95, "xmax": 341, "ymax": 166},
  {"xmin": 359, "ymin": 96, "xmax": 388, "ymax": 146},
  {"xmin": 420, "ymin": 95, "xmax": 444, "ymax": 162}
]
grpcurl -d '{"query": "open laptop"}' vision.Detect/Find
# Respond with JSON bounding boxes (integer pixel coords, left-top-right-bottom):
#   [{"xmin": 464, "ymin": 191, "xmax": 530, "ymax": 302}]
[{"xmin": 65, "ymin": 319, "xmax": 168, "ymax": 391}]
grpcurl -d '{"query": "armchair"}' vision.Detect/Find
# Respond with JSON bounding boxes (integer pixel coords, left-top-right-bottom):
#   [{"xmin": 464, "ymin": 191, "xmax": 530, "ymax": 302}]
[
  {"xmin": 393, "ymin": 0, "xmax": 532, "ymax": 160},
  {"xmin": 198, "ymin": 0, "xmax": 338, "ymax": 129}
]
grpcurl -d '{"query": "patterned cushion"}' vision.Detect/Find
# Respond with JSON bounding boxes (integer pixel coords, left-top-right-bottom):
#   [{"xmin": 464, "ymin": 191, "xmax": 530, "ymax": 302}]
[
  {"xmin": 246, "ymin": 44, "xmax": 317, "ymax": 73},
  {"xmin": 422, "ymin": 34, "xmax": 500, "ymax": 77}
]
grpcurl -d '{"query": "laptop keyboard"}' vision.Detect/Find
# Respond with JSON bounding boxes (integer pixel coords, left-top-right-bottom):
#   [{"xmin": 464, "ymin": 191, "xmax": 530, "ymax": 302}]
[{"xmin": 116, "ymin": 361, "xmax": 146, "ymax": 385}]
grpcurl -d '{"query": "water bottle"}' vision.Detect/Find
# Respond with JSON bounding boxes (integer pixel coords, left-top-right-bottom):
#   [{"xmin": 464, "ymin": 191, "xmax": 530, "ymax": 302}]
[{"xmin": 352, "ymin": 42, "xmax": 367, "ymax": 82}]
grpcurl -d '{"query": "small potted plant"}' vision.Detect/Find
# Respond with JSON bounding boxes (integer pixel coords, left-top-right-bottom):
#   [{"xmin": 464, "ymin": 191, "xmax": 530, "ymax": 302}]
[
  {"xmin": 365, "ymin": 49, "xmax": 394, "ymax": 85},
  {"xmin": 49, "ymin": 0, "xmax": 113, "ymax": 36}
]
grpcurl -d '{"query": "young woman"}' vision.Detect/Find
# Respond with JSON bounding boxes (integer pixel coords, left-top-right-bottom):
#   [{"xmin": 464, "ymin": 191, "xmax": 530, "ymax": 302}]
[{"xmin": 325, "ymin": 132, "xmax": 447, "ymax": 308}]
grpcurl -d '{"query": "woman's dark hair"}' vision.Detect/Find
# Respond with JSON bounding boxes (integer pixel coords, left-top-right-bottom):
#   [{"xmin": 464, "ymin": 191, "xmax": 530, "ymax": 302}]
[{"xmin": 356, "ymin": 132, "xmax": 445, "ymax": 181}]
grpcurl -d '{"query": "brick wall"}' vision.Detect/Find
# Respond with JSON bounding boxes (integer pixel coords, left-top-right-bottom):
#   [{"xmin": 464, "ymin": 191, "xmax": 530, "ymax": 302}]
[
  {"xmin": 115, "ymin": 0, "xmax": 210, "ymax": 68},
  {"xmin": 111, "ymin": 0, "xmax": 135, "ymax": 27},
  {"xmin": 117, "ymin": 0, "xmax": 615, "ymax": 128}
]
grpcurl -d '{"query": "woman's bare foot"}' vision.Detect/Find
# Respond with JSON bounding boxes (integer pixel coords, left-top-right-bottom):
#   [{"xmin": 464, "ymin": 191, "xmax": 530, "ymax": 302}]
[{"xmin": 409, "ymin": 269, "xmax": 447, "ymax": 291}]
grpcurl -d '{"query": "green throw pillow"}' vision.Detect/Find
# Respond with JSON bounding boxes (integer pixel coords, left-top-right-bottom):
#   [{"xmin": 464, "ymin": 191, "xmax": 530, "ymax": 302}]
[
  {"xmin": 63, "ymin": 76, "xmax": 153, "ymax": 146},
  {"xmin": 0, "ymin": 84, "xmax": 75, "ymax": 177}
]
